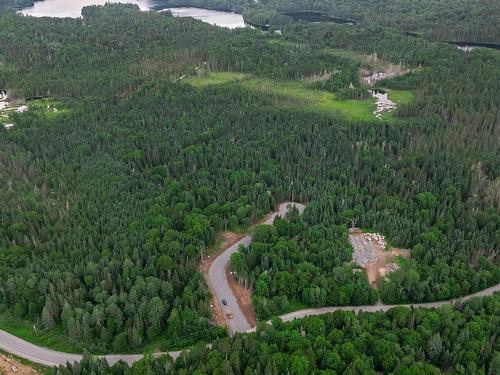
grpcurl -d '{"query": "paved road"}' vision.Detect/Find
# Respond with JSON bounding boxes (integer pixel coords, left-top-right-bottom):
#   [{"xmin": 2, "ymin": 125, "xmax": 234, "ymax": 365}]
[
  {"xmin": 246, "ymin": 282, "xmax": 500, "ymax": 332},
  {"xmin": 0, "ymin": 283, "xmax": 497, "ymax": 367},
  {"xmin": 0, "ymin": 202, "xmax": 305, "ymax": 367},
  {"xmin": 0, "ymin": 199, "xmax": 497, "ymax": 367},
  {"xmin": 0, "ymin": 329, "xmax": 183, "ymax": 367},
  {"xmin": 207, "ymin": 202, "xmax": 306, "ymax": 334}
]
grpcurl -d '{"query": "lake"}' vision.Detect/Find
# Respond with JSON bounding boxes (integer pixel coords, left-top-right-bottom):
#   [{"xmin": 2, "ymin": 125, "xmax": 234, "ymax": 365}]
[
  {"xmin": 160, "ymin": 7, "xmax": 245, "ymax": 29},
  {"xmin": 19, "ymin": 0, "xmax": 153, "ymax": 18},
  {"xmin": 19, "ymin": 0, "xmax": 246, "ymax": 29}
]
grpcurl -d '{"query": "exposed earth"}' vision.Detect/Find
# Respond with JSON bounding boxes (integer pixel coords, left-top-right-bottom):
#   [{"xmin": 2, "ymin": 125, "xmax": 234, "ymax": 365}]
[
  {"xmin": 349, "ymin": 228, "xmax": 410, "ymax": 287},
  {"xmin": 0, "ymin": 354, "xmax": 39, "ymax": 375}
]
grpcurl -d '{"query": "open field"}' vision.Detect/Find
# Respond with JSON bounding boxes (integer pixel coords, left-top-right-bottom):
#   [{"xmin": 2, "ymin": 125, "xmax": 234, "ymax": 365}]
[
  {"xmin": 388, "ymin": 89, "xmax": 414, "ymax": 105},
  {"xmin": 0, "ymin": 98, "xmax": 68, "ymax": 129},
  {"xmin": 186, "ymin": 72, "xmax": 247, "ymax": 87},
  {"xmin": 27, "ymin": 98, "xmax": 68, "ymax": 118},
  {"xmin": 187, "ymin": 72, "xmax": 412, "ymax": 121}
]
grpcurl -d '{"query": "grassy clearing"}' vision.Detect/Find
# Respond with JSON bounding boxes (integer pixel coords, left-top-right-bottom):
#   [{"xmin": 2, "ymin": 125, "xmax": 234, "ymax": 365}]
[
  {"xmin": 323, "ymin": 47, "xmax": 368, "ymax": 62},
  {"xmin": 0, "ymin": 312, "xmax": 82, "ymax": 354},
  {"xmin": 186, "ymin": 72, "xmax": 246, "ymax": 87},
  {"xmin": 242, "ymin": 79, "xmax": 378, "ymax": 121},
  {"xmin": 186, "ymin": 72, "xmax": 381, "ymax": 121},
  {"xmin": 1, "ymin": 98, "xmax": 68, "ymax": 128},
  {"xmin": 28, "ymin": 98, "xmax": 68, "ymax": 118},
  {"xmin": 388, "ymin": 89, "xmax": 414, "ymax": 105}
]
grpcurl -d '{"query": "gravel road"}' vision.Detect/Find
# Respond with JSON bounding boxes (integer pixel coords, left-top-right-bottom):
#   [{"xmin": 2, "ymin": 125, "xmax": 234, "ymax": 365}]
[{"xmin": 0, "ymin": 329, "xmax": 183, "ymax": 367}]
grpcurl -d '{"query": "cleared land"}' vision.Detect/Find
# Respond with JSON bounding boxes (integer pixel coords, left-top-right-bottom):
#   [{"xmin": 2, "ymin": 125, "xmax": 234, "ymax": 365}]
[
  {"xmin": 185, "ymin": 72, "xmax": 412, "ymax": 121},
  {"xmin": 0, "ymin": 97, "xmax": 66, "ymax": 129},
  {"xmin": 0, "ymin": 353, "xmax": 40, "ymax": 375},
  {"xmin": 185, "ymin": 72, "xmax": 246, "ymax": 87},
  {"xmin": 349, "ymin": 228, "xmax": 410, "ymax": 287}
]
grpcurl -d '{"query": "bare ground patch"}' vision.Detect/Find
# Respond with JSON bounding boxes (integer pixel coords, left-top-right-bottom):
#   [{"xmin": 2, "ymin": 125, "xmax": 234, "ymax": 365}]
[
  {"xmin": 227, "ymin": 271, "xmax": 256, "ymax": 327},
  {"xmin": 0, "ymin": 354, "xmax": 39, "ymax": 375},
  {"xmin": 349, "ymin": 228, "xmax": 410, "ymax": 288}
]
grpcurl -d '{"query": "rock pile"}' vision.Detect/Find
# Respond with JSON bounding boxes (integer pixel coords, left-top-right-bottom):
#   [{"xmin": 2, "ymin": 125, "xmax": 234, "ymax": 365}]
[
  {"xmin": 365, "ymin": 232, "xmax": 387, "ymax": 248},
  {"xmin": 384, "ymin": 262, "xmax": 399, "ymax": 274}
]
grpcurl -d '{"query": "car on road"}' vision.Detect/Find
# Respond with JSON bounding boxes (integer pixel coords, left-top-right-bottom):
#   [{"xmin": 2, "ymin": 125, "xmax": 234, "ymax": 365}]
[
  {"xmin": 222, "ymin": 299, "xmax": 227, "ymax": 305},
  {"xmin": 226, "ymin": 311, "xmax": 233, "ymax": 319}
]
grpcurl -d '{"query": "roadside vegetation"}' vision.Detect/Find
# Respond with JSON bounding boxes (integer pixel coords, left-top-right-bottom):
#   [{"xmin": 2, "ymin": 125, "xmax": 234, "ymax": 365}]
[
  {"xmin": 230, "ymin": 209, "xmax": 377, "ymax": 318},
  {"xmin": 0, "ymin": 3, "xmax": 498, "ymax": 357},
  {"xmin": 55, "ymin": 295, "xmax": 500, "ymax": 374}
]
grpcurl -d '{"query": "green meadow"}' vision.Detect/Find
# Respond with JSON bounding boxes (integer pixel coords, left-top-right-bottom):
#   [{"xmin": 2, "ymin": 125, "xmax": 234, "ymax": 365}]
[{"xmin": 186, "ymin": 72, "xmax": 412, "ymax": 121}]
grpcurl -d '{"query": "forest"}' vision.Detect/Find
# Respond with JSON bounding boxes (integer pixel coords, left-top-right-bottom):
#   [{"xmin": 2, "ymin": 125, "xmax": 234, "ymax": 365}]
[
  {"xmin": 0, "ymin": 0, "xmax": 498, "ymax": 362},
  {"xmin": 0, "ymin": 0, "xmax": 34, "ymax": 11},
  {"xmin": 230, "ymin": 209, "xmax": 378, "ymax": 318},
  {"xmin": 157, "ymin": 0, "xmax": 500, "ymax": 43},
  {"xmin": 54, "ymin": 295, "xmax": 500, "ymax": 374}
]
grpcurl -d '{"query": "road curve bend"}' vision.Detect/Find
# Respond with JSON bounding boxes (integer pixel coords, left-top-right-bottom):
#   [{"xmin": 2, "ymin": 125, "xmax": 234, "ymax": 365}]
[
  {"xmin": 0, "ymin": 202, "xmax": 304, "ymax": 367},
  {"xmin": 0, "ymin": 200, "xmax": 497, "ymax": 367},
  {"xmin": 0, "ymin": 329, "xmax": 183, "ymax": 367},
  {"xmin": 207, "ymin": 202, "xmax": 306, "ymax": 334}
]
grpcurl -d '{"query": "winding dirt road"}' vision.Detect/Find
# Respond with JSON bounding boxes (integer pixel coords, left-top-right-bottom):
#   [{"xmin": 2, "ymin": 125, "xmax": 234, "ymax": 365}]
[{"xmin": 0, "ymin": 201, "xmax": 497, "ymax": 367}]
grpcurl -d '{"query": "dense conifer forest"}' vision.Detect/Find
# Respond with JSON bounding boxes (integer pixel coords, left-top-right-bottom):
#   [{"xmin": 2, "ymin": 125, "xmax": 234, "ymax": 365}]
[
  {"xmin": 55, "ymin": 296, "xmax": 500, "ymax": 374},
  {"xmin": 0, "ymin": 2, "xmax": 498, "ymax": 370},
  {"xmin": 158, "ymin": 0, "xmax": 500, "ymax": 43}
]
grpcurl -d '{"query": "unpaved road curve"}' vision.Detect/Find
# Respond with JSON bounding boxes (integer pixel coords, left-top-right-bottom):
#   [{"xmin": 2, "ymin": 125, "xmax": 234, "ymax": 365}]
[
  {"xmin": 207, "ymin": 202, "xmax": 306, "ymax": 334},
  {"xmin": 246, "ymin": 283, "xmax": 500, "ymax": 332}
]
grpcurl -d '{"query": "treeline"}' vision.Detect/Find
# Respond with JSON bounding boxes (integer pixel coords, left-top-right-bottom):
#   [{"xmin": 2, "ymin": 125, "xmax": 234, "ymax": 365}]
[
  {"xmin": 231, "ymin": 209, "xmax": 377, "ymax": 317},
  {"xmin": 156, "ymin": 0, "xmax": 499, "ymax": 43},
  {"xmin": 54, "ymin": 295, "xmax": 500, "ymax": 374},
  {"xmin": 0, "ymin": 5, "xmax": 498, "ymax": 352},
  {"xmin": 0, "ymin": 0, "xmax": 34, "ymax": 11}
]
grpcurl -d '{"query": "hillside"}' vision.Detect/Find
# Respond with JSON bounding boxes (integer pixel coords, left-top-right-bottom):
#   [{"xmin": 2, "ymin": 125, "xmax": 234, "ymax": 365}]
[{"xmin": 0, "ymin": 3, "xmax": 498, "ymax": 372}]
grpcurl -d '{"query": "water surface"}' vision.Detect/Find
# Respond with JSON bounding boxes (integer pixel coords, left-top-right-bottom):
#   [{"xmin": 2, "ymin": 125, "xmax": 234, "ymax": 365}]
[
  {"xmin": 20, "ymin": 0, "xmax": 154, "ymax": 18},
  {"xmin": 161, "ymin": 7, "xmax": 245, "ymax": 29},
  {"xmin": 19, "ymin": 0, "xmax": 245, "ymax": 28}
]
